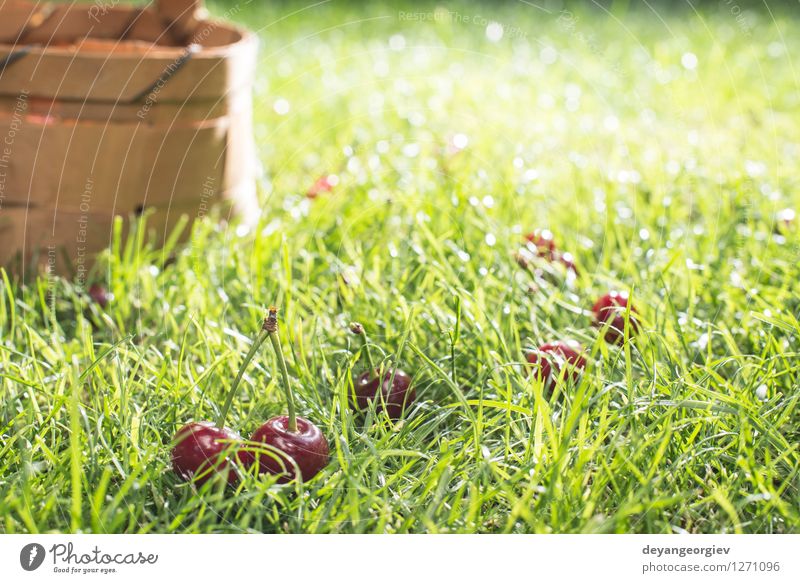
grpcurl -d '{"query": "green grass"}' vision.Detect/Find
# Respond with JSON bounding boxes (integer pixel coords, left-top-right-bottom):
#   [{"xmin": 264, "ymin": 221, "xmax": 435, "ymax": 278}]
[{"xmin": 2, "ymin": 0, "xmax": 800, "ymax": 533}]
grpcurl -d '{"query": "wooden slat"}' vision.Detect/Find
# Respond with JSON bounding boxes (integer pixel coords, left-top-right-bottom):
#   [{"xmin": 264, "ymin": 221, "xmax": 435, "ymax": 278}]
[{"xmin": 0, "ymin": 92, "xmax": 238, "ymax": 123}]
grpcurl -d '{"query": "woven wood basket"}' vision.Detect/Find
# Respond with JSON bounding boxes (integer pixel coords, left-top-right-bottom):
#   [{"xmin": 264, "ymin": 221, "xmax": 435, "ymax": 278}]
[{"xmin": 0, "ymin": 0, "xmax": 258, "ymax": 277}]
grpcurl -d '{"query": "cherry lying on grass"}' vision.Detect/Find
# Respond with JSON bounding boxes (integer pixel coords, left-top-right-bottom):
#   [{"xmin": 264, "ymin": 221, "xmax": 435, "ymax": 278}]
[
  {"xmin": 172, "ymin": 308, "xmax": 328, "ymax": 485},
  {"xmin": 520, "ymin": 229, "xmax": 578, "ymax": 275},
  {"xmin": 306, "ymin": 174, "xmax": 339, "ymax": 199},
  {"xmin": 592, "ymin": 291, "xmax": 639, "ymax": 344},
  {"xmin": 525, "ymin": 229, "xmax": 556, "ymax": 260},
  {"xmin": 526, "ymin": 340, "xmax": 587, "ymax": 394},
  {"xmin": 349, "ymin": 322, "xmax": 416, "ymax": 420},
  {"xmin": 242, "ymin": 308, "xmax": 329, "ymax": 483}
]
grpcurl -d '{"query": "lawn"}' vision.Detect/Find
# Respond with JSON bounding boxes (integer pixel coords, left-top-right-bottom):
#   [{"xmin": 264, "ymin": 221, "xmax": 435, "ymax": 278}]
[{"xmin": 1, "ymin": 0, "xmax": 799, "ymax": 533}]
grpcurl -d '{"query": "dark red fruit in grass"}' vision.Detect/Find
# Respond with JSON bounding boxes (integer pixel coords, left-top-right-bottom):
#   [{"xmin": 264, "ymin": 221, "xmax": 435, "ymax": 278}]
[
  {"xmin": 306, "ymin": 174, "xmax": 338, "ymax": 199},
  {"xmin": 524, "ymin": 229, "xmax": 556, "ymax": 260},
  {"xmin": 592, "ymin": 291, "xmax": 639, "ymax": 344},
  {"xmin": 353, "ymin": 368, "xmax": 415, "ymax": 420},
  {"xmin": 244, "ymin": 416, "xmax": 329, "ymax": 483},
  {"xmin": 526, "ymin": 341, "xmax": 587, "ymax": 393},
  {"xmin": 171, "ymin": 422, "xmax": 242, "ymax": 485},
  {"xmin": 88, "ymin": 283, "xmax": 111, "ymax": 308}
]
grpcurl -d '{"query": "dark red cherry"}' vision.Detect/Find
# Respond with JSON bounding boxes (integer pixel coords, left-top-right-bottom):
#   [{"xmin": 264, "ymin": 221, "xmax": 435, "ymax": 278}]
[
  {"xmin": 592, "ymin": 291, "xmax": 639, "ymax": 344},
  {"xmin": 526, "ymin": 341, "xmax": 586, "ymax": 394},
  {"xmin": 353, "ymin": 368, "xmax": 415, "ymax": 420},
  {"xmin": 521, "ymin": 230, "xmax": 578, "ymax": 275},
  {"xmin": 306, "ymin": 174, "xmax": 338, "ymax": 199},
  {"xmin": 524, "ymin": 229, "xmax": 556, "ymax": 260},
  {"xmin": 244, "ymin": 416, "xmax": 329, "ymax": 483},
  {"xmin": 88, "ymin": 283, "xmax": 111, "ymax": 308},
  {"xmin": 171, "ymin": 421, "xmax": 242, "ymax": 486}
]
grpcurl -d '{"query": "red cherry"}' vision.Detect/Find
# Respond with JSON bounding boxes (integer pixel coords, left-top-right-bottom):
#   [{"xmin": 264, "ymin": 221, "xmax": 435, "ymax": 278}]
[
  {"xmin": 592, "ymin": 291, "xmax": 639, "ymax": 344},
  {"xmin": 306, "ymin": 174, "xmax": 338, "ymax": 199},
  {"xmin": 171, "ymin": 421, "xmax": 242, "ymax": 486},
  {"xmin": 353, "ymin": 368, "xmax": 415, "ymax": 420},
  {"xmin": 88, "ymin": 283, "xmax": 111, "ymax": 308},
  {"xmin": 445, "ymin": 133, "xmax": 469, "ymax": 155},
  {"xmin": 526, "ymin": 341, "xmax": 586, "ymax": 394},
  {"xmin": 244, "ymin": 416, "xmax": 329, "ymax": 483},
  {"xmin": 524, "ymin": 229, "xmax": 556, "ymax": 260},
  {"xmin": 776, "ymin": 208, "xmax": 796, "ymax": 233}
]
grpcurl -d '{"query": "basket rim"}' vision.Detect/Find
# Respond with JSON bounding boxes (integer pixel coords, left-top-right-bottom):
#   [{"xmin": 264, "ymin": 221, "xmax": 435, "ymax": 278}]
[{"xmin": 0, "ymin": 18, "xmax": 256, "ymax": 58}]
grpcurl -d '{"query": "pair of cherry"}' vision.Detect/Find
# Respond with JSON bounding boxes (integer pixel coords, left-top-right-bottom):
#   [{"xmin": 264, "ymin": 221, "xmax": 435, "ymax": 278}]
[
  {"xmin": 171, "ymin": 309, "xmax": 328, "ymax": 486},
  {"xmin": 522, "ymin": 231, "xmax": 641, "ymax": 394}
]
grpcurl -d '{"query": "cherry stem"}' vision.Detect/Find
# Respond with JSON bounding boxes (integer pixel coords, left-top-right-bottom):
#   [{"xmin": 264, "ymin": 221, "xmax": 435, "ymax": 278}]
[
  {"xmin": 350, "ymin": 322, "xmax": 375, "ymax": 371},
  {"xmin": 266, "ymin": 307, "xmax": 298, "ymax": 432},
  {"xmin": 216, "ymin": 317, "xmax": 270, "ymax": 429}
]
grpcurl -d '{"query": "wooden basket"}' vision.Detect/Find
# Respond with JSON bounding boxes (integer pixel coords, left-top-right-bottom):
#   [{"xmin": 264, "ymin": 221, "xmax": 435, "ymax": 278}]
[{"xmin": 0, "ymin": 0, "xmax": 259, "ymax": 277}]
